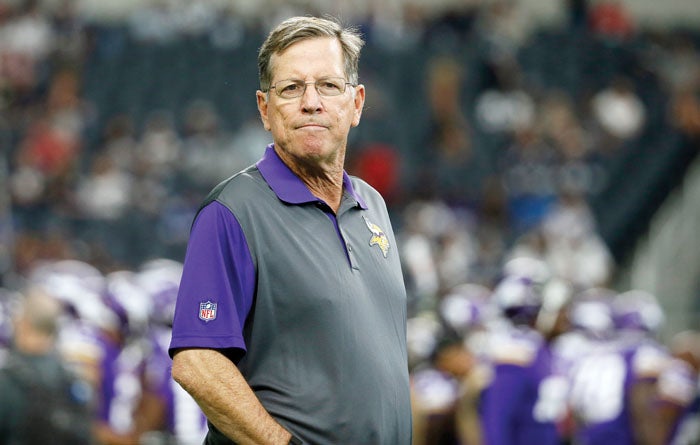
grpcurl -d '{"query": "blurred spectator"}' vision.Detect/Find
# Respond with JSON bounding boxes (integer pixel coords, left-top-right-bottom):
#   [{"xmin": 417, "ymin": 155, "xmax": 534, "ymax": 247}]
[
  {"xmin": 45, "ymin": 67, "xmax": 92, "ymax": 142},
  {"xmin": 426, "ymin": 55, "xmax": 465, "ymax": 126},
  {"xmin": 539, "ymin": 191, "xmax": 615, "ymax": 288},
  {"xmin": 399, "ymin": 200, "xmax": 480, "ymax": 310},
  {"xmin": 421, "ymin": 2, "xmax": 479, "ymax": 50},
  {"xmin": 0, "ymin": 0, "xmax": 54, "ymax": 95},
  {"xmin": 9, "ymin": 66, "xmax": 89, "ymax": 226},
  {"xmin": 127, "ymin": 0, "xmax": 178, "ymax": 44},
  {"xmin": 10, "ymin": 229, "xmax": 76, "ymax": 276},
  {"xmin": 168, "ymin": 0, "xmax": 219, "ymax": 38},
  {"xmin": 101, "ymin": 113, "xmax": 138, "ymax": 171},
  {"xmin": 347, "ymin": 142, "xmax": 402, "ymax": 206},
  {"xmin": 539, "ymin": 91, "xmax": 590, "ymax": 163},
  {"xmin": 10, "ymin": 114, "xmax": 80, "ymax": 202},
  {"xmin": 364, "ymin": 0, "xmax": 425, "ymax": 50},
  {"xmin": 505, "ymin": 187, "xmax": 615, "ymax": 289},
  {"xmin": 129, "ymin": 110, "xmax": 180, "ymax": 217},
  {"xmin": 208, "ymin": 4, "xmax": 247, "ymax": 49},
  {"xmin": 474, "ymin": 60, "xmax": 536, "ymax": 135},
  {"xmin": 399, "ymin": 200, "xmax": 450, "ymax": 310},
  {"xmin": 227, "ymin": 115, "xmax": 273, "ymax": 170},
  {"xmin": 590, "ymin": 76, "xmax": 646, "ymax": 152},
  {"xmin": 418, "ymin": 55, "xmax": 489, "ymax": 206},
  {"xmin": 0, "ymin": 287, "xmax": 93, "ymax": 444},
  {"xmin": 50, "ymin": 0, "xmax": 87, "ymax": 64},
  {"xmin": 14, "ymin": 115, "xmax": 77, "ymax": 172},
  {"xmin": 648, "ymin": 34, "xmax": 700, "ymax": 95},
  {"xmin": 179, "ymin": 99, "xmax": 251, "ymax": 194},
  {"xmin": 468, "ymin": 177, "xmax": 510, "ymax": 286},
  {"xmin": 497, "ymin": 123, "xmax": 559, "ymax": 235},
  {"xmin": 135, "ymin": 110, "xmax": 180, "ymax": 180},
  {"xmin": 587, "ymin": 0, "xmax": 634, "ymax": 41},
  {"xmin": 75, "ymin": 151, "xmax": 132, "ymax": 220},
  {"xmin": 475, "ymin": 0, "xmax": 532, "ymax": 59},
  {"xmin": 669, "ymin": 88, "xmax": 700, "ymax": 138},
  {"xmin": 539, "ymin": 90, "xmax": 609, "ymax": 196}
]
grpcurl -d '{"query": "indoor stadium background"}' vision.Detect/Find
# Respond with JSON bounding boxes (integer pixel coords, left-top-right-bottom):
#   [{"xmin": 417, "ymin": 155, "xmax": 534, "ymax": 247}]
[
  {"xmin": 0, "ymin": 0, "xmax": 699, "ymax": 443},
  {"xmin": 1, "ymin": 0, "xmax": 697, "ymax": 336}
]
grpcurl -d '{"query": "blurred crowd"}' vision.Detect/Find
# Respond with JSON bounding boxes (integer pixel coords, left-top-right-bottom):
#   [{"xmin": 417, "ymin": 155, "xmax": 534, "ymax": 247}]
[
  {"xmin": 407, "ymin": 255, "xmax": 700, "ymax": 445},
  {"xmin": 0, "ymin": 0, "xmax": 698, "ymax": 284},
  {"xmin": 0, "ymin": 257, "xmax": 208, "ymax": 444},
  {"xmin": 0, "ymin": 0, "xmax": 700, "ymax": 444}
]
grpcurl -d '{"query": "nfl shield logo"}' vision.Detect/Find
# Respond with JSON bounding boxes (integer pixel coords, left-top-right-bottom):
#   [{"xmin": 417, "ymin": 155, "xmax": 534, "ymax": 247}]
[{"xmin": 199, "ymin": 301, "xmax": 217, "ymax": 322}]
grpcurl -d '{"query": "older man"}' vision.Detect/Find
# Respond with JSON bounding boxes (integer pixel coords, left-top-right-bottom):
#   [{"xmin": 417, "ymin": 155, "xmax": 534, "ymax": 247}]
[{"xmin": 169, "ymin": 16, "xmax": 412, "ymax": 445}]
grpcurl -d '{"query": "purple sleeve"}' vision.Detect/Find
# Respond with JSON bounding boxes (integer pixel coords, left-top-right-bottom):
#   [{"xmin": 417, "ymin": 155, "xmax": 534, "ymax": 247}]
[
  {"xmin": 480, "ymin": 364, "xmax": 528, "ymax": 445},
  {"xmin": 168, "ymin": 201, "xmax": 256, "ymax": 358}
]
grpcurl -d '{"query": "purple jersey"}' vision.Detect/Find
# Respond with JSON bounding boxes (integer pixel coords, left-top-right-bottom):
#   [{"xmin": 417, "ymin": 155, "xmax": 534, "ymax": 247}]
[
  {"xmin": 479, "ymin": 326, "xmax": 564, "ymax": 445},
  {"xmin": 144, "ymin": 326, "xmax": 208, "ymax": 443},
  {"xmin": 569, "ymin": 338, "xmax": 667, "ymax": 445},
  {"xmin": 92, "ymin": 332, "xmax": 143, "ymax": 434}
]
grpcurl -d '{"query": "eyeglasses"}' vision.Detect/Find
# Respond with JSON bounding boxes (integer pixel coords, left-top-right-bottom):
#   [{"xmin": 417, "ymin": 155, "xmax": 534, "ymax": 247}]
[{"xmin": 267, "ymin": 77, "xmax": 355, "ymax": 99}]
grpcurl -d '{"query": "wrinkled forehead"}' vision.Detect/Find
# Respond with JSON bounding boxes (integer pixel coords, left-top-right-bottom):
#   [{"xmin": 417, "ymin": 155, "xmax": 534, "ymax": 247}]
[{"xmin": 269, "ymin": 37, "xmax": 345, "ymax": 79}]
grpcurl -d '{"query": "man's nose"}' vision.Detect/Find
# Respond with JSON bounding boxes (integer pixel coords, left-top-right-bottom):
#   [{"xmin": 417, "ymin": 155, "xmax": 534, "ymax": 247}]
[{"xmin": 300, "ymin": 83, "xmax": 323, "ymax": 113}]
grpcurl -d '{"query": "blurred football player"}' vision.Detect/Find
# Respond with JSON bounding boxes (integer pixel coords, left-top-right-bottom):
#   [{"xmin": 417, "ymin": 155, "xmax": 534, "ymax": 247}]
[
  {"xmin": 649, "ymin": 329, "xmax": 700, "ymax": 445},
  {"xmin": 478, "ymin": 269, "xmax": 567, "ymax": 445},
  {"xmin": 135, "ymin": 259, "xmax": 208, "ymax": 444},
  {"xmin": 568, "ymin": 288, "xmax": 669, "ymax": 445}
]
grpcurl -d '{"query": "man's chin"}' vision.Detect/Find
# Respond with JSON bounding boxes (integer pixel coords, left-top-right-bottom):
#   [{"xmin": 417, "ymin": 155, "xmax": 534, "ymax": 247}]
[{"xmin": 296, "ymin": 140, "xmax": 333, "ymax": 160}]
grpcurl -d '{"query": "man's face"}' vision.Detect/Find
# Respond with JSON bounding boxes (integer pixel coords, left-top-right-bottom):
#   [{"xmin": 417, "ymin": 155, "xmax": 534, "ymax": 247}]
[{"xmin": 256, "ymin": 37, "xmax": 365, "ymax": 168}]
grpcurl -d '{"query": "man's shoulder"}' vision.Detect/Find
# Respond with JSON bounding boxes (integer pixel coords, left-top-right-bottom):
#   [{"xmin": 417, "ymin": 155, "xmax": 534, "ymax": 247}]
[{"xmin": 199, "ymin": 165, "xmax": 266, "ymax": 210}]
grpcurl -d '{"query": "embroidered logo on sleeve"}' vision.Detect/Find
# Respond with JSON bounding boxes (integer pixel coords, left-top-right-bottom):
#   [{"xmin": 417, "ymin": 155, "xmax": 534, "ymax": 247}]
[
  {"xmin": 363, "ymin": 215, "xmax": 390, "ymax": 258},
  {"xmin": 199, "ymin": 301, "xmax": 218, "ymax": 322}
]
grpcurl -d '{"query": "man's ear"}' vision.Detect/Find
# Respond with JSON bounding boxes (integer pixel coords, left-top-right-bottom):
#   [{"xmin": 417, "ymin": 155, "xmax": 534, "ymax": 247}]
[
  {"xmin": 352, "ymin": 84, "xmax": 366, "ymax": 127},
  {"xmin": 256, "ymin": 90, "xmax": 271, "ymax": 131}
]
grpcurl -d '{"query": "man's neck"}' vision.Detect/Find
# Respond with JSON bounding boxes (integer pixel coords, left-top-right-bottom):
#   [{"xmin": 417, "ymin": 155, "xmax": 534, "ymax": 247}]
[
  {"xmin": 302, "ymin": 172, "xmax": 344, "ymax": 213},
  {"xmin": 275, "ymin": 147, "xmax": 345, "ymax": 213}
]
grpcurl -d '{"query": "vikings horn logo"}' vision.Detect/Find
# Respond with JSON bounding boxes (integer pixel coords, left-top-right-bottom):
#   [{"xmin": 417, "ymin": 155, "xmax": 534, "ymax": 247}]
[{"xmin": 363, "ymin": 215, "xmax": 390, "ymax": 258}]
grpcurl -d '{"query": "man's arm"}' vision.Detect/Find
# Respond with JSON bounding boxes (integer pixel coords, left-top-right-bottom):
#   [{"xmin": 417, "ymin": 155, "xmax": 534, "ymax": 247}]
[
  {"xmin": 629, "ymin": 379, "xmax": 657, "ymax": 445},
  {"xmin": 171, "ymin": 348, "xmax": 292, "ymax": 445}
]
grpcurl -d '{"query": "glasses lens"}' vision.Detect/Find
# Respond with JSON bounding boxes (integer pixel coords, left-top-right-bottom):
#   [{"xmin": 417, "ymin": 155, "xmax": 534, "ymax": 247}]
[
  {"xmin": 315, "ymin": 78, "xmax": 346, "ymax": 96},
  {"xmin": 276, "ymin": 80, "xmax": 306, "ymax": 99},
  {"xmin": 273, "ymin": 78, "xmax": 349, "ymax": 98}
]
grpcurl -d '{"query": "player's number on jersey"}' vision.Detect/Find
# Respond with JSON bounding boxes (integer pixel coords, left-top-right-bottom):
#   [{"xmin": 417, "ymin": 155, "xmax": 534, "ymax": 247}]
[
  {"xmin": 569, "ymin": 353, "xmax": 626, "ymax": 423},
  {"xmin": 533, "ymin": 375, "xmax": 570, "ymax": 422}
]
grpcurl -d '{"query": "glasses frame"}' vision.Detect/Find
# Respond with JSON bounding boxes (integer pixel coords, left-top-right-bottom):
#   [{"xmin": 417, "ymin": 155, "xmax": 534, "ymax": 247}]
[{"xmin": 266, "ymin": 77, "xmax": 356, "ymax": 99}]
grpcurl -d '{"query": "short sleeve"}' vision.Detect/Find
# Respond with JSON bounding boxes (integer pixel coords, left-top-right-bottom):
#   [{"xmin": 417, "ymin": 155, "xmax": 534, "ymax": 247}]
[{"xmin": 169, "ymin": 201, "xmax": 256, "ymax": 358}]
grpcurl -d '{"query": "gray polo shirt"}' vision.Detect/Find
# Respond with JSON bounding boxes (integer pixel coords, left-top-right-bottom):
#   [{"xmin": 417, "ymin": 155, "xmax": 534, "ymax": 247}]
[{"xmin": 170, "ymin": 144, "xmax": 412, "ymax": 444}]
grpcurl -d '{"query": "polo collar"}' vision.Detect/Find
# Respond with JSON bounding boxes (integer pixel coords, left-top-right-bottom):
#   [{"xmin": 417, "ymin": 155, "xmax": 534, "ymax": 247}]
[{"xmin": 256, "ymin": 144, "xmax": 368, "ymax": 209}]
